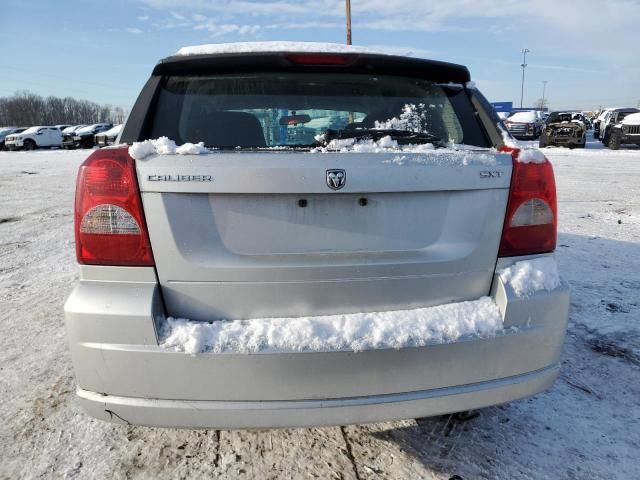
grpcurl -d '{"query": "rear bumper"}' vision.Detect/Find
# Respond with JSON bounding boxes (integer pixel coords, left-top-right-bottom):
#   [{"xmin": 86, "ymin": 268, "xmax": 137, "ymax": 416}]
[
  {"xmin": 78, "ymin": 365, "xmax": 559, "ymax": 429},
  {"xmin": 65, "ymin": 260, "xmax": 570, "ymax": 428}
]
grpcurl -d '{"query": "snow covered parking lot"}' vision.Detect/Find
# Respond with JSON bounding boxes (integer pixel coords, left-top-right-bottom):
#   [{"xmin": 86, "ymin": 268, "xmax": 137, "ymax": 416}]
[{"xmin": 1, "ymin": 141, "xmax": 639, "ymax": 479}]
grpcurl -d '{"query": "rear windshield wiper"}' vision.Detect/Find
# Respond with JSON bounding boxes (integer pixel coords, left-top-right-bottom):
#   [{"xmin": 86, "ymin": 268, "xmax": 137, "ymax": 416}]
[{"xmin": 317, "ymin": 128, "xmax": 446, "ymax": 147}]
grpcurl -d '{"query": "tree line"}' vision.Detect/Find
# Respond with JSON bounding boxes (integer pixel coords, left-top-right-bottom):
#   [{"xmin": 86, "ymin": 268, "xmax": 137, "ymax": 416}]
[{"xmin": 0, "ymin": 91, "xmax": 128, "ymax": 127}]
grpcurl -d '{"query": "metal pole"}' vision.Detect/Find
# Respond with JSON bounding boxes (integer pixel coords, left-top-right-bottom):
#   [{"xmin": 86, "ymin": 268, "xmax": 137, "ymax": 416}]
[
  {"xmin": 346, "ymin": 0, "xmax": 352, "ymax": 45},
  {"xmin": 520, "ymin": 48, "xmax": 529, "ymax": 108},
  {"xmin": 542, "ymin": 80, "xmax": 547, "ymax": 107}
]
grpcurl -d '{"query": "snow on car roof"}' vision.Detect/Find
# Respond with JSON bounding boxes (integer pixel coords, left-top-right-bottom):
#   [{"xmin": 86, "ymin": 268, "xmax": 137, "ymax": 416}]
[
  {"xmin": 507, "ymin": 111, "xmax": 538, "ymax": 123},
  {"xmin": 622, "ymin": 112, "xmax": 640, "ymax": 125},
  {"xmin": 22, "ymin": 126, "xmax": 46, "ymax": 134},
  {"xmin": 75, "ymin": 123, "xmax": 110, "ymax": 135},
  {"xmin": 175, "ymin": 41, "xmax": 391, "ymax": 57},
  {"xmin": 101, "ymin": 124, "xmax": 122, "ymax": 136}
]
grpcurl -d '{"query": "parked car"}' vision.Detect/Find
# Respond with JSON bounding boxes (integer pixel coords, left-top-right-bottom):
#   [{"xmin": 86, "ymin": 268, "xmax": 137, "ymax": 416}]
[
  {"xmin": 539, "ymin": 111, "xmax": 586, "ymax": 148},
  {"xmin": 65, "ymin": 42, "xmax": 569, "ymax": 429},
  {"xmin": 55, "ymin": 124, "xmax": 72, "ymax": 131},
  {"xmin": 0, "ymin": 127, "xmax": 26, "ymax": 150},
  {"xmin": 605, "ymin": 112, "xmax": 640, "ymax": 150},
  {"xmin": 61, "ymin": 125, "xmax": 88, "ymax": 149},
  {"xmin": 94, "ymin": 124, "xmax": 122, "ymax": 147},
  {"xmin": 577, "ymin": 112, "xmax": 592, "ymax": 130},
  {"xmin": 4, "ymin": 126, "xmax": 63, "ymax": 150},
  {"xmin": 65, "ymin": 123, "xmax": 113, "ymax": 149},
  {"xmin": 593, "ymin": 108, "xmax": 614, "ymax": 140},
  {"xmin": 600, "ymin": 108, "xmax": 640, "ymax": 145},
  {"xmin": 504, "ymin": 110, "xmax": 543, "ymax": 139}
]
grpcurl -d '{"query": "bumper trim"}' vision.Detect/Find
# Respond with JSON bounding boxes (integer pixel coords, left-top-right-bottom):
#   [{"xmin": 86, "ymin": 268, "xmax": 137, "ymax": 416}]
[{"xmin": 77, "ymin": 364, "xmax": 559, "ymax": 429}]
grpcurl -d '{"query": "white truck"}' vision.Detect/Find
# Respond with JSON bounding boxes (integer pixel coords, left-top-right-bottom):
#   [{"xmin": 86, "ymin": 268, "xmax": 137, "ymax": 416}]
[{"xmin": 4, "ymin": 126, "xmax": 63, "ymax": 150}]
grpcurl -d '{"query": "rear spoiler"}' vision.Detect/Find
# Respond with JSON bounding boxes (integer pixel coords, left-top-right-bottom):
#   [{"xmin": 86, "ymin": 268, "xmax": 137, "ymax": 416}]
[{"xmin": 152, "ymin": 52, "xmax": 471, "ymax": 84}]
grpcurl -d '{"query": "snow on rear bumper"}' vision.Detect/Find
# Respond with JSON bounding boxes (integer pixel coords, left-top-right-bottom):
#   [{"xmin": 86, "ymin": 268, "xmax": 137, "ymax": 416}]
[{"xmin": 64, "ymin": 263, "xmax": 569, "ymax": 428}]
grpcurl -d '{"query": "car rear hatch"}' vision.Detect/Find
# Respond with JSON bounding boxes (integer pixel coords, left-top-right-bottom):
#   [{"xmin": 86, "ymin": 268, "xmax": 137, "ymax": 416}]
[{"xmin": 129, "ymin": 52, "xmax": 512, "ymax": 320}]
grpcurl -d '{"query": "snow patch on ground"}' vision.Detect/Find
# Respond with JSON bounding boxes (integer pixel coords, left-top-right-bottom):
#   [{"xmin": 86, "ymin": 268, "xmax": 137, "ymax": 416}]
[
  {"xmin": 1, "ymin": 145, "xmax": 640, "ymax": 479},
  {"xmin": 159, "ymin": 297, "xmax": 503, "ymax": 355},
  {"xmin": 175, "ymin": 41, "xmax": 391, "ymax": 57},
  {"xmin": 499, "ymin": 257, "xmax": 561, "ymax": 296},
  {"xmin": 128, "ymin": 137, "xmax": 208, "ymax": 159}
]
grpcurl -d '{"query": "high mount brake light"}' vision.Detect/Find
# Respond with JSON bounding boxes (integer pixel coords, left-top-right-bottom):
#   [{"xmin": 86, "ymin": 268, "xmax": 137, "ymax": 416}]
[
  {"xmin": 498, "ymin": 146, "xmax": 557, "ymax": 257},
  {"xmin": 74, "ymin": 147, "xmax": 154, "ymax": 266},
  {"xmin": 284, "ymin": 54, "xmax": 358, "ymax": 65}
]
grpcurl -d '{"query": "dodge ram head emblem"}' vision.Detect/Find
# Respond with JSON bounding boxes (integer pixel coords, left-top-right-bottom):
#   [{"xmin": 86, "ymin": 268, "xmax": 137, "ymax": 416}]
[{"xmin": 326, "ymin": 169, "xmax": 346, "ymax": 190}]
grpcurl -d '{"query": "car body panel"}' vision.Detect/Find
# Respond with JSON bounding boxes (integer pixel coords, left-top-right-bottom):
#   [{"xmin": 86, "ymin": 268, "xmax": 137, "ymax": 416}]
[{"xmin": 137, "ymin": 151, "xmax": 512, "ymax": 320}]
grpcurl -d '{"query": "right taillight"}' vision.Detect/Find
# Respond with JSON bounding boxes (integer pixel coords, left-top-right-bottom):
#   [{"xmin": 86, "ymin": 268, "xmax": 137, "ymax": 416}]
[
  {"xmin": 74, "ymin": 146, "xmax": 154, "ymax": 266},
  {"xmin": 498, "ymin": 147, "xmax": 557, "ymax": 257}
]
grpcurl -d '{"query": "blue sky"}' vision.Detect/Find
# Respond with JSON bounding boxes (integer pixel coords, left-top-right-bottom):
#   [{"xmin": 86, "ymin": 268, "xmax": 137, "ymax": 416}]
[{"xmin": 1, "ymin": 0, "xmax": 638, "ymax": 111}]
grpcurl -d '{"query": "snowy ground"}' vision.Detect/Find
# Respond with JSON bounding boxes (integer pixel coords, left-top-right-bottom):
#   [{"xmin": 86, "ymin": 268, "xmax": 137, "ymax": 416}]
[{"xmin": 1, "ymin": 139, "xmax": 639, "ymax": 479}]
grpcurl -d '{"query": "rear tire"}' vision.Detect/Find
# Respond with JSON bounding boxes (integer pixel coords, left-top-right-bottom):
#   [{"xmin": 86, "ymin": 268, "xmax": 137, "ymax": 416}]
[{"xmin": 23, "ymin": 139, "xmax": 36, "ymax": 151}]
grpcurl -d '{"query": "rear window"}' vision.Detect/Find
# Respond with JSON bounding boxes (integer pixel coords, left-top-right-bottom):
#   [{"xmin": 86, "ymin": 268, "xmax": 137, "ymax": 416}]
[{"xmin": 148, "ymin": 73, "xmax": 489, "ymax": 149}]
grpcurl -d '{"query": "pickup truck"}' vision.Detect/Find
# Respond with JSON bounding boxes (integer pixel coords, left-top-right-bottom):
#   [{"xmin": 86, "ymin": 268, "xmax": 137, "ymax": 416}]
[
  {"xmin": 4, "ymin": 126, "xmax": 63, "ymax": 150},
  {"xmin": 64, "ymin": 42, "xmax": 569, "ymax": 429}
]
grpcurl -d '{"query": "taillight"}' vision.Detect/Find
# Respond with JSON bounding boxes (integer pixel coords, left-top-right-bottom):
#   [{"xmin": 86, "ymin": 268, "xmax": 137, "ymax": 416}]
[
  {"xmin": 498, "ymin": 147, "xmax": 557, "ymax": 257},
  {"xmin": 74, "ymin": 146, "xmax": 154, "ymax": 266}
]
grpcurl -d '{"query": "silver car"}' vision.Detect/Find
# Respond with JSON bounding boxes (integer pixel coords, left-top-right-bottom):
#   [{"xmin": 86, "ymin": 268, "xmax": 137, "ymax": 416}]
[{"xmin": 64, "ymin": 43, "xmax": 569, "ymax": 429}]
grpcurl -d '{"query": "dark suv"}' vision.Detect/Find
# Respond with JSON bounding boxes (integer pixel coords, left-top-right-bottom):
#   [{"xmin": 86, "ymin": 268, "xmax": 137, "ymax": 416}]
[
  {"xmin": 600, "ymin": 108, "xmax": 639, "ymax": 145},
  {"xmin": 63, "ymin": 123, "xmax": 112, "ymax": 149},
  {"xmin": 606, "ymin": 112, "xmax": 640, "ymax": 150}
]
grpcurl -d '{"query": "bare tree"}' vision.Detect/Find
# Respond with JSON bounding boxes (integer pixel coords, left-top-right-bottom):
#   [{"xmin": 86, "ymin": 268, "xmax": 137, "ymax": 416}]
[
  {"xmin": 533, "ymin": 97, "xmax": 549, "ymax": 109},
  {"xmin": 0, "ymin": 91, "xmax": 128, "ymax": 126}
]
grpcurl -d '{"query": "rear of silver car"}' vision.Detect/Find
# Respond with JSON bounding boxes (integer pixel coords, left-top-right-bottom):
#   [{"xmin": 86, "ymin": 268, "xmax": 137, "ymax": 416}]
[{"xmin": 64, "ymin": 47, "xmax": 569, "ymax": 428}]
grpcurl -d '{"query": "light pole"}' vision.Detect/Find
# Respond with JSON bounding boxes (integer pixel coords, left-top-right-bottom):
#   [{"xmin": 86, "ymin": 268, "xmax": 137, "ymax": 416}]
[
  {"xmin": 346, "ymin": 0, "xmax": 352, "ymax": 45},
  {"xmin": 520, "ymin": 48, "xmax": 530, "ymax": 108},
  {"xmin": 542, "ymin": 80, "xmax": 548, "ymax": 108}
]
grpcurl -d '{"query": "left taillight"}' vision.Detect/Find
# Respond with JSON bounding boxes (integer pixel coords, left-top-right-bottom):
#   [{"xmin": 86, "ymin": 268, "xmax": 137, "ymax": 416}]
[{"xmin": 74, "ymin": 146, "xmax": 154, "ymax": 266}]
